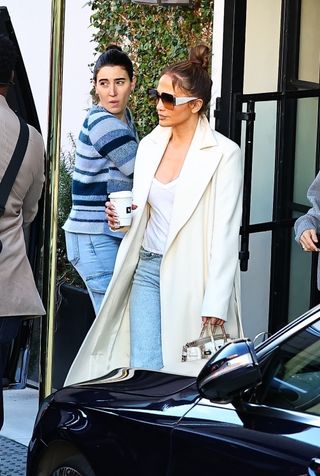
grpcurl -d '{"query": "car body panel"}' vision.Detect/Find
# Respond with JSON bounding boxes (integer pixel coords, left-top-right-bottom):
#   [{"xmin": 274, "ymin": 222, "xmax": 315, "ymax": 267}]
[
  {"xmin": 28, "ymin": 370, "xmax": 199, "ymax": 475},
  {"xmin": 170, "ymin": 399, "xmax": 320, "ymax": 475},
  {"xmin": 27, "ymin": 305, "xmax": 320, "ymax": 476}
]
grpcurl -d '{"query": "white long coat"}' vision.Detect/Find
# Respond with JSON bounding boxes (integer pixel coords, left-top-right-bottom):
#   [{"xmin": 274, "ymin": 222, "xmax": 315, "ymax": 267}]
[{"xmin": 65, "ymin": 115, "xmax": 243, "ymax": 385}]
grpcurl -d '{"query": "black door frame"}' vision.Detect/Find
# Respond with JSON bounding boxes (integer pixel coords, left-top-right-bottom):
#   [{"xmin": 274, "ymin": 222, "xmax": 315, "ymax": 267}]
[{"xmin": 215, "ymin": 0, "xmax": 320, "ymax": 333}]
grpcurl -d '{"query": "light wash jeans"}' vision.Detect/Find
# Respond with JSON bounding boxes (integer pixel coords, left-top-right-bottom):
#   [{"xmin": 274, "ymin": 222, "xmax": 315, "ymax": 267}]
[
  {"xmin": 65, "ymin": 231, "xmax": 121, "ymax": 315},
  {"xmin": 129, "ymin": 247, "xmax": 163, "ymax": 370}
]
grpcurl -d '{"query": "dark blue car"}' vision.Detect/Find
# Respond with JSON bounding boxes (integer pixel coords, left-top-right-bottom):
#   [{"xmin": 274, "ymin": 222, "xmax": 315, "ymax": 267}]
[{"xmin": 27, "ymin": 305, "xmax": 320, "ymax": 476}]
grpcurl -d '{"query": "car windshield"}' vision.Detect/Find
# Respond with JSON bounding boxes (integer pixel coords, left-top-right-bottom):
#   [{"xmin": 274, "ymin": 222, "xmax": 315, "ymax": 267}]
[{"xmin": 258, "ymin": 318, "xmax": 320, "ymax": 416}]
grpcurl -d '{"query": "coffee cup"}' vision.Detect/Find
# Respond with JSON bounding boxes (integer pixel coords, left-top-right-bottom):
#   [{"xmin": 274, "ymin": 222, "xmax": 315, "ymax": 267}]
[{"xmin": 109, "ymin": 191, "xmax": 133, "ymax": 227}]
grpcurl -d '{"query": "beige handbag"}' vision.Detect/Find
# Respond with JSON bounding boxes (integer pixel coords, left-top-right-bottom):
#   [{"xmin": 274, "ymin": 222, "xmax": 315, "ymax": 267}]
[{"xmin": 181, "ymin": 323, "xmax": 232, "ymax": 362}]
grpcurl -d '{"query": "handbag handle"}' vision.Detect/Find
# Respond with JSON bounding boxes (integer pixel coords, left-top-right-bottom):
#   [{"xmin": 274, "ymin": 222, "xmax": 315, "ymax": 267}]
[
  {"xmin": 200, "ymin": 322, "xmax": 227, "ymax": 339},
  {"xmin": 212, "ymin": 323, "xmax": 228, "ymax": 340}
]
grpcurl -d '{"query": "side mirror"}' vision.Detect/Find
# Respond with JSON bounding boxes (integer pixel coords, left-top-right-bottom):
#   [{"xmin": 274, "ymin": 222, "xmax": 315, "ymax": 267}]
[{"xmin": 197, "ymin": 339, "xmax": 262, "ymax": 403}]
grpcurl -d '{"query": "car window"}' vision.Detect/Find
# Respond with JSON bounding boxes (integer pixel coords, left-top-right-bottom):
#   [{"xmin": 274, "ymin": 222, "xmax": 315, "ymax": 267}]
[{"xmin": 258, "ymin": 319, "xmax": 320, "ymax": 416}]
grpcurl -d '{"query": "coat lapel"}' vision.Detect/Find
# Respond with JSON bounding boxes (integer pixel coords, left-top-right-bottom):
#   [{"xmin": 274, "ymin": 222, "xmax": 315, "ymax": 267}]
[
  {"xmin": 134, "ymin": 125, "xmax": 171, "ymax": 206},
  {"xmin": 165, "ymin": 116, "xmax": 222, "ymax": 252}
]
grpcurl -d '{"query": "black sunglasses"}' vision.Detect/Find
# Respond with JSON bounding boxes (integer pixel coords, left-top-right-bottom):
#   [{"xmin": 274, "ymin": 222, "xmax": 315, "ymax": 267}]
[{"xmin": 148, "ymin": 88, "xmax": 198, "ymax": 110}]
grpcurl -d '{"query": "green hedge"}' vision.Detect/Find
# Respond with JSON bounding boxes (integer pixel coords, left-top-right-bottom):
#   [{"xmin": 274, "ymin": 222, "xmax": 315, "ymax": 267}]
[{"xmin": 89, "ymin": 0, "xmax": 213, "ymax": 137}]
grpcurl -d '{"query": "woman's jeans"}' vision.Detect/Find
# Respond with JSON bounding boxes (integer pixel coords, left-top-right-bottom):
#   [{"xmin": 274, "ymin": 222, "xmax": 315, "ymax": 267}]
[
  {"xmin": 65, "ymin": 231, "xmax": 122, "ymax": 315},
  {"xmin": 129, "ymin": 247, "xmax": 163, "ymax": 370}
]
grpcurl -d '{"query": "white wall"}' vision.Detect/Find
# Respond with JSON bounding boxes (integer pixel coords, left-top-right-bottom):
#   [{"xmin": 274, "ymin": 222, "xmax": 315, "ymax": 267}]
[
  {"xmin": 1, "ymin": 0, "xmax": 96, "ymax": 150},
  {"xmin": 299, "ymin": 0, "xmax": 320, "ymax": 83},
  {"xmin": 244, "ymin": 0, "xmax": 281, "ymax": 94},
  {"xmin": 61, "ymin": 1, "xmax": 96, "ymax": 150}
]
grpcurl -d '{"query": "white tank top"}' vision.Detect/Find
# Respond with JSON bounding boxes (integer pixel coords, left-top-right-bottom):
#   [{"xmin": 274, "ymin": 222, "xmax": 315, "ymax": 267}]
[{"xmin": 142, "ymin": 177, "xmax": 178, "ymax": 254}]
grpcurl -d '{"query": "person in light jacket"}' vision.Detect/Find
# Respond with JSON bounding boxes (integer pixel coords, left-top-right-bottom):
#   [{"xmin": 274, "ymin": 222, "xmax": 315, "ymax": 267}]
[
  {"xmin": 294, "ymin": 171, "xmax": 320, "ymax": 288},
  {"xmin": 65, "ymin": 45, "xmax": 243, "ymax": 386},
  {"xmin": 0, "ymin": 34, "xmax": 45, "ymax": 429}
]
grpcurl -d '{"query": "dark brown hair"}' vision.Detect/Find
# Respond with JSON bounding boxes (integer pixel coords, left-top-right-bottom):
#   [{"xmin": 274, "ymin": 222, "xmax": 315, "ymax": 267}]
[
  {"xmin": 161, "ymin": 45, "xmax": 212, "ymax": 113},
  {"xmin": 0, "ymin": 34, "xmax": 17, "ymax": 85},
  {"xmin": 93, "ymin": 44, "xmax": 134, "ymax": 82}
]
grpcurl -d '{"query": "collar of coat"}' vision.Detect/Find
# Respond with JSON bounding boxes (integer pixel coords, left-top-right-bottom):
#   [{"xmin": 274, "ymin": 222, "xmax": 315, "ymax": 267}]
[
  {"xmin": 146, "ymin": 113, "xmax": 218, "ymax": 150},
  {"xmin": 133, "ymin": 114, "xmax": 224, "ymax": 252}
]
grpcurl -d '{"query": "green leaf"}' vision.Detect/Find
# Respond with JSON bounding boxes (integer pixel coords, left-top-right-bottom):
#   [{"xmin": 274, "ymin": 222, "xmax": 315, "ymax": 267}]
[{"xmin": 87, "ymin": 0, "xmax": 213, "ymax": 137}]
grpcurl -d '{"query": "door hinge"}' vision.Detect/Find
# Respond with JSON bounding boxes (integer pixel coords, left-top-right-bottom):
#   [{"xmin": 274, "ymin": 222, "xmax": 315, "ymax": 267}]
[{"xmin": 236, "ymin": 111, "xmax": 256, "ymax": 121}]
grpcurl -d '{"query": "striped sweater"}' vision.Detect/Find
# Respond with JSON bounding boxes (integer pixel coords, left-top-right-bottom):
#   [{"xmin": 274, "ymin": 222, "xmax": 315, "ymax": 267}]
[{"xmin": 63, "ymin": 105, "xmax": 138, "ymax": 235}]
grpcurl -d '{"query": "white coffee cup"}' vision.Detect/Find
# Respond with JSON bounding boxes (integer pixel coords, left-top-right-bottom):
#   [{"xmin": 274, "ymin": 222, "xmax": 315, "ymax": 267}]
[{"xmin": 109, "ymin": 191, "xmax": 133, "ymax": 227}]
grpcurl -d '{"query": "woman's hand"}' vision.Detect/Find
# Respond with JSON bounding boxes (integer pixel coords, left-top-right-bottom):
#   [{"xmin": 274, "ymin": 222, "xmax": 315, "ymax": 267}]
[
  {"xmin": 202, "ymin": 316, "xmax": 225, "ymax": 327},
  {"xmin": 105, "ymin": 201, "xmax": 138, "ymax": 231},
  {"xmin": 299, "ymin": 229, "xmax": 319, "ymax": 252},
  {"xmin": 105, "ymin": 201, "xmax": 120, "ymax": 230}
]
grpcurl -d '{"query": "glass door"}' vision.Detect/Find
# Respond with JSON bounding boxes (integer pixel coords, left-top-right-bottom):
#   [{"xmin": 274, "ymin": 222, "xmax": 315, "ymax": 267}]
[{"xmin": 216, "ymin": 0, "xmax": 320, "ymax": 338}]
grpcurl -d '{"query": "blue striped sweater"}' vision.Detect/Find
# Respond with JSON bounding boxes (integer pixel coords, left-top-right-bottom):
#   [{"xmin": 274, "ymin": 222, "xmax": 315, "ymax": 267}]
[{"xmin": 63, "ymin": 105, "xmax": 138, "ymax": 235}]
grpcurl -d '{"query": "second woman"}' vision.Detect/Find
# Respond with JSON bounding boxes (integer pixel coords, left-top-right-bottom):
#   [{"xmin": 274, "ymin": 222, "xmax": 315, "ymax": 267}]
[{"xmin": 63, "ymin": 45, "xmax": 138, "ymax": 315}]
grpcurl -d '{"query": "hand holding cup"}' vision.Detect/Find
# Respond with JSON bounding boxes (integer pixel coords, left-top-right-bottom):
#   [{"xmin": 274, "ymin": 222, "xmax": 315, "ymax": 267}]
[
  {"xmin": 105, "ymin": 201, "xmax": 120, "ymax": 230},
  {"xmin": 106, "ymin": 191, "xmax": 135, "ymax": 232}
]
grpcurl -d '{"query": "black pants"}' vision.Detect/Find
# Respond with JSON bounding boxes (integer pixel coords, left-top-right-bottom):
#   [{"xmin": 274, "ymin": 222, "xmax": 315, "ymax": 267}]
[{"xmin": 0, "ymin": 317, "xmax": 22, "ymax": 430}]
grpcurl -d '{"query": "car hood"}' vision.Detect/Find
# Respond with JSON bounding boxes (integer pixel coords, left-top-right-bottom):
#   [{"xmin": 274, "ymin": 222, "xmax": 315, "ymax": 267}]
[{"xmin": 51, "ymin": 368, "xmax": 199, "ymax": 411}]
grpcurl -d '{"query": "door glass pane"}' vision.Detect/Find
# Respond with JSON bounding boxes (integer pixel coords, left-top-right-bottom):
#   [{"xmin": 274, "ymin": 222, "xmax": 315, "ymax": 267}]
[
  {"xmin": 293, "ymin": 97, "xmax": 319, "ymax": 205},
  {"xmin": 244, "ymin": 0, "xmax": 281, "ymax": 93},
  {"xmin": 288, "ymin": 220, "xmax": 312, "ymax": 321},
  {"xmin": 298, "ymin": 0, "xmax": 320, "ymax": 84},
  {"xmin": 241, "ymin": 231, "xmax": 271, "ymax": 340},
  {"xmin": 241, "ymin": 101, "xmax": 277, "ymax": 224}
]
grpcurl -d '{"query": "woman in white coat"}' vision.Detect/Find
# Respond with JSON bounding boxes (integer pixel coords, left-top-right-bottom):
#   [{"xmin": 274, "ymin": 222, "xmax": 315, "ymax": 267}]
[{"xmin": 65, "ymin": 45, "xmax": 243, "ymax": 385}]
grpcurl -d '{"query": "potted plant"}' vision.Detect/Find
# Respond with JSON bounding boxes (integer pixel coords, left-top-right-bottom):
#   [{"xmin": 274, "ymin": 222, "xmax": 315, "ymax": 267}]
[
  {"xmin": 53, "ymin": 135, "xmax": 95, "ymax": 388},
  {"xmin": 57, "ymin": 135, "xmax": 84, "ymax": 288}
]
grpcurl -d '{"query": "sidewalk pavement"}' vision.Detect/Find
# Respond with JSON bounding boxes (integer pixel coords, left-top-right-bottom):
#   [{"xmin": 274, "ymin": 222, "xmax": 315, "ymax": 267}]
[{"xmin": 0, "ymin": 387, "xmax": 39, "ymax": 476}]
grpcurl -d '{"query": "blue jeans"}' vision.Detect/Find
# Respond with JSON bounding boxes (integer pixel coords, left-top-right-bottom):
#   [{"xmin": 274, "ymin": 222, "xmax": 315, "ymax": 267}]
[
  {"xmin": 65, "ymin": 231, "xmax": 122, "ymax": 315},
  {"xmin": 129, "ymin": 248, "xmax": 163, "ymax": 370}
]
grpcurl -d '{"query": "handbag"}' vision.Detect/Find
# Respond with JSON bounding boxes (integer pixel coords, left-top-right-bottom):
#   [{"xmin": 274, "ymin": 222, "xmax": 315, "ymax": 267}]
[
  {"xmin": 181, "ymin": 323, "xmax": 232, "ymax": 362},
  {"xmin": 0, "ymin": 116, "xmax": 29, "ymax": 254}
]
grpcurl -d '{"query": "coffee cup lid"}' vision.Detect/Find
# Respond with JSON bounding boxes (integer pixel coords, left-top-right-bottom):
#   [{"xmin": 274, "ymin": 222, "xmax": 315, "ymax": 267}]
[{"xmin": 109, "ymin": 191, "xmax": 133, "ymax": 198}]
